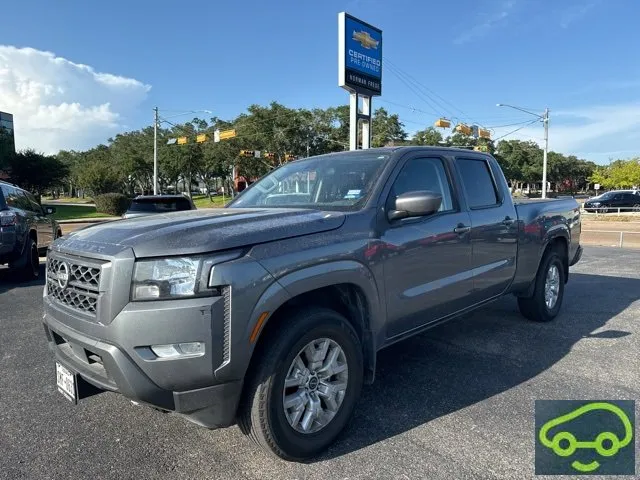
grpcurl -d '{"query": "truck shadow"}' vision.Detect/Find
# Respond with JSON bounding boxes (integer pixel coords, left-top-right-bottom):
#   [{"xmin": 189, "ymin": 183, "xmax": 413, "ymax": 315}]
[
  {"xmin": 317, "ymin": 272, "xmax": 638, "ymax": 461},
  {"xmin": 0, "ymin": 263, "xmax": 46, "ymax": 295}
]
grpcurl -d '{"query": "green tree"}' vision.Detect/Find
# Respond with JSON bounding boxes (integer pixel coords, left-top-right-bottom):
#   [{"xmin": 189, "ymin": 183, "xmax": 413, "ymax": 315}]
[
  {"xmin": 55, "ymin": 150, "xmax": 83, "ymax": 196},
  {"xmin": 109, "ymin": 128, "xmax": 155, "ymax": 195},
  {"xmin": 6, "ymin": 149, "xmax": 69, "ymax": 200},
  {"xmin": 446, "ymin": 132, "xmax": 476, "ymax": 148},
  {"xmin": 412, "ymin": 127, "xmax": 443, "ymax": 146},
  {"xmin": 371, "ymin": 108, "xmax": 407, "ymax": 147},
  {"xmin": 76, "ymin": 145, "xmax": 122, "ymax": 195}
]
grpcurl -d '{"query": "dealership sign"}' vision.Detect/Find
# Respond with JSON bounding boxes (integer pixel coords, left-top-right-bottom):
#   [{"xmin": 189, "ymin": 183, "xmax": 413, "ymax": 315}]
[{"xmin": 338, "ymin": 12, "xmax": 382, "ymax": 96}]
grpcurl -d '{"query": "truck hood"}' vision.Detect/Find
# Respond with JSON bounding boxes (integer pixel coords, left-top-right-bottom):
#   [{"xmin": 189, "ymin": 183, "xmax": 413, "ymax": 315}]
[{"xmin": 58, "ymin": 208, "xmax": 345, "ymax": 258}]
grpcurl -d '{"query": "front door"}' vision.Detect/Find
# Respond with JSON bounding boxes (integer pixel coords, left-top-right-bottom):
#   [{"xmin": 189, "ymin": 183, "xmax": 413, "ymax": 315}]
[
  {"xmin": 381, "ymin": 155, "xmax": 474, "ymax": 339},
  {"xmin": 23, "ymin": 191, "xmax": 53, "ymax": 248},
  {"xmin": 455, "ymin": 157, "xmax": 518, "ymax": 303}
]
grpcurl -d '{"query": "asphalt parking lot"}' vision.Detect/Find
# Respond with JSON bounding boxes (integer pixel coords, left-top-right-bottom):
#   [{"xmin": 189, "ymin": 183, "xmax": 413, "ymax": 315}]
[{"xmin": 1, "ymin": 247, "xmax": 638, "ymax": 479}]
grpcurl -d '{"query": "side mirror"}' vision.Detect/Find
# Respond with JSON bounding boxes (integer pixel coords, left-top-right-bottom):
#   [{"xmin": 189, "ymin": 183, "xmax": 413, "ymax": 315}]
[
  {"xmin": 388, "ymin": 191, "xmax": 442, "ymax": 221},
  {"xmin": 45, "ymin": 206, "xmax": 56, "ymax": 215}
]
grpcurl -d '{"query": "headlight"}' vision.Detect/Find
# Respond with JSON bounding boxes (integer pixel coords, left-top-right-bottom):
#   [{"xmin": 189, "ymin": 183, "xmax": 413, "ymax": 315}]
[
  {"xmin": 132, "ymin": 257, "xmax": 202, "ymax": 301},
  {"xmin": 591, "ymin": 202, "xmax": 601, "ymax": 206},
  {"xmin": 131, "ymin": 251, "xmax": 244, "ymax": 301}
]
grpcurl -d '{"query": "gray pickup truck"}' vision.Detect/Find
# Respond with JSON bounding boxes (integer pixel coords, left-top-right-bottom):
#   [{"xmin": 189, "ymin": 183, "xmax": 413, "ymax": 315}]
[{"xmin": 43, "ymin": 147, "xmax": 582, "ymax": 460}]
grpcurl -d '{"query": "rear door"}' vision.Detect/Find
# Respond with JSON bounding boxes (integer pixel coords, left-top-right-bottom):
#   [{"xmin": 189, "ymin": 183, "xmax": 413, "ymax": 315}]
[
  {"xmin": 380, "ymin": 154, "xmax": 474, "ymax": 338},
  {"xmin": 455, "ymin": 157, "xmax": 518, "ymax": 303},
  {"xmin": 623, "ymin": 193, "xmax": 640, "ymax": 212}
]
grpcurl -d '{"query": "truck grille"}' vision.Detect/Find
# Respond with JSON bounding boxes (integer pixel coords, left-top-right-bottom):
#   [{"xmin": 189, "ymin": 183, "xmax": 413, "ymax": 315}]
[{"xmin": 47, "ymin": 256, "xmax": 102, "ymax": 316}]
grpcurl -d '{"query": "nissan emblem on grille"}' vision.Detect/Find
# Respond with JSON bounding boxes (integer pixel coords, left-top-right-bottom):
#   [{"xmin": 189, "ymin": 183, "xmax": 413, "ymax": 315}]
[{"xmin": 57, "ymin": 262, "xmax": 70, "ymax": 289}]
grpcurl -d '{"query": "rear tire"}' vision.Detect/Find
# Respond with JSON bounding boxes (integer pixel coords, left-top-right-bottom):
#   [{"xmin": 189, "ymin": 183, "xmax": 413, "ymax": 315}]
[
  {"xmin": 11, "ymin": 237, "xmax": 39, "ymax": 281},
  {"xmin": 518, "ymin": 250, "xmax": 565, "ymax": 322},
  {"xmin": 238, "ymin": 307, "xmax": 363, "ymax": 461}
]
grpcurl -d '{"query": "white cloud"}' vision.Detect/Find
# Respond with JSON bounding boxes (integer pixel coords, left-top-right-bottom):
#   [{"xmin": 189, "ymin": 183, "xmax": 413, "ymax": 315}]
[
  {"xmin": 572, "ymin": 79, "xmax": 640, "ymax": 95},
  {"xmin": 492, "ymin": 102, "xmax": 640, "ymax": 163},
  {"xmin": 0, "ymin": 46, "xmax": 150, "ymax": 154},
  {"xmin": 453, "ymin": 0, "xmax": 517, "ymax": 45},
  {"xmin": 558, "ymin": 0, "xmax": 599, "ymax": 28}
]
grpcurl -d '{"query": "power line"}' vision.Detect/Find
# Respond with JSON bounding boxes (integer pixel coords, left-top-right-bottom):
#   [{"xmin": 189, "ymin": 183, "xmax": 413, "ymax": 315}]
[
  {"xmin": 485, "ymin": 120, "xmax": 540, "ymax": 129},
  {"xmin": 378, "ymin": 99, "xmax": 443, "ymax": 118},
  {"xmin": 384, "ymin": 64, "xmax": 444, "ymax": 117},
  {"xmin": 386, "ymin": 60, "xmax": 459, "ymax": 121},
  {"xmin": 384, "ymin": 57, "xmax": 480, "ymax": 125},
  {"xmin": 492, "ymin": 119, "xmax": 539, "ymax": 142}
]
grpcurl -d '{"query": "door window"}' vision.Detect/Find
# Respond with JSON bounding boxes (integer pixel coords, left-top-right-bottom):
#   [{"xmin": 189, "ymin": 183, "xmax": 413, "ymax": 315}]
[
  {"xmin": 15, "ymin": 190, "xmax": 35, "ymax": 211},
  {"xmin": 388, "ymin": 157, "xmax": 454, "ymax": 213},
  {"xmin": 25, "ymin": 191, "xmax": 44, "ymax": 214},
  {"xmin": 457, "ymin": 158, "xmax": 499, "ymax": 208}
]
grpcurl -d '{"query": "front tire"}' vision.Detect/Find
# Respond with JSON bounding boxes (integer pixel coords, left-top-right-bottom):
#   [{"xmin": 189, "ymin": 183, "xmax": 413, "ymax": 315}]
[
  {"xmin": 238, "ymin": 308, "xmax": 363, "ymax": 460},
  {"xmin": 518, "ymin": 250, "xmax": 565, "ymax": 322}
]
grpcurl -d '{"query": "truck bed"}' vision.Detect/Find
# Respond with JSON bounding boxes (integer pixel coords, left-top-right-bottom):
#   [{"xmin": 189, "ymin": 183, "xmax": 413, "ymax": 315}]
[{"xmin": 511, "ymin": 197, "xmax": 582, "ymax": 291}]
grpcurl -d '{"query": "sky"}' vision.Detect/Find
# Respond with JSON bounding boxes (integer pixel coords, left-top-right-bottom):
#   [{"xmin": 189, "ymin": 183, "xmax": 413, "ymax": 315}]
[{"xmin": 1, "ymin": 0, "xmax": 639, "ymax": 164}]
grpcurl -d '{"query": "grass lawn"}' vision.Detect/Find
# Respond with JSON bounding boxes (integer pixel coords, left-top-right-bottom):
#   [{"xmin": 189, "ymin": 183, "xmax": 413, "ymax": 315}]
[
  {"xmin": 44, "ymin": 204, "xmax": 112, "ymax": 221},
  {"xmin": 42, "ymin": 196, "xmax": 94, "ymax": 204},
  {"xmin": 192, "ymin": 195, "xmax": 228, "ymax": 209}
]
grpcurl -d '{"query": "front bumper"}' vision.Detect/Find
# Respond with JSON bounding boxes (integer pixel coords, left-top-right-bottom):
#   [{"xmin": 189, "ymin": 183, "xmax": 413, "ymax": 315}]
[{"xmin": 43, "ymin": 295, "xmax": 243, "ymax": 429}]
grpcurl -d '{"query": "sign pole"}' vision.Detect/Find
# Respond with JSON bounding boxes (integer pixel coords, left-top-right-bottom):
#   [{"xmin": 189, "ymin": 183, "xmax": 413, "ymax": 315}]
[
  {"xmin": 338, "ymin": 12, "xmax": 382, "ymax": 152},
  {"xmin": 349, "ymin": 92, "xmax": 358, "ymax": 150},
  {"xmin": 362, "ymin": 95, "xmax": 371, "ymax": 149}
]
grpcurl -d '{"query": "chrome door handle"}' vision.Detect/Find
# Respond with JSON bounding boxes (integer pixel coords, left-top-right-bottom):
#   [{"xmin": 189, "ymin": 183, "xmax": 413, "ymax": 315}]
[{"xmin": 454, "ymin": 225, "xmax": 471, "ymax": 234}]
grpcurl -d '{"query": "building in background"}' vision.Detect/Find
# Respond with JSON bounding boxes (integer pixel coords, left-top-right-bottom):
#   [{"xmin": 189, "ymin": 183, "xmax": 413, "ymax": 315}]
[{"xmin": 0, "ymin": 111, "xmax": 15, "ymax": 170}]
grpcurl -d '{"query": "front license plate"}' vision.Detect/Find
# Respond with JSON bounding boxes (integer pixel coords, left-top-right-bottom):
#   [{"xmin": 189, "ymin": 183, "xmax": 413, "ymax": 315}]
[{"xmin": 56, "ymin": 362, "xmax": 77, "ymax": 403}]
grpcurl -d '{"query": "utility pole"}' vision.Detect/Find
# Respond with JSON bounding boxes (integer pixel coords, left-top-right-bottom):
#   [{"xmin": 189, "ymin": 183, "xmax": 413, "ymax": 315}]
[
  {"xmin": 496, "ymin": 103, "xmax": 550, "ymax": 198},
  {"xmin": 153, "ymin": 107, "xmax": 158, "ymax": 195},
  {"xmin": 542, "ymin": 108, "xmax": 549, "ymax": 199}
]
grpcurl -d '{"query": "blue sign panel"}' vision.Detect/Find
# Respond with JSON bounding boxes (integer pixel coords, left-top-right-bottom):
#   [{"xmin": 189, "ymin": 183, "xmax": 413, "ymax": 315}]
[{"xmin": 340, "ymin": 14, "xmax": 382, "ymax": 95}]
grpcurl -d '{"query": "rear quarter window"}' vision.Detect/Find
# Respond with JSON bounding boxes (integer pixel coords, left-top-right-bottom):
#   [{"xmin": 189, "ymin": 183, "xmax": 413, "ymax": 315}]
[{"xmin": 129, "ymin": 198, "xmax": 193, "ymax": 212}]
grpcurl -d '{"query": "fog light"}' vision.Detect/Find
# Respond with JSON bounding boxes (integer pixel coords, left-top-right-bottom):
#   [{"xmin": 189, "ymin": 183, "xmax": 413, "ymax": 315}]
[{"xmin": 150, "ymin": 342, "xmax": 205, "ymax": 359}]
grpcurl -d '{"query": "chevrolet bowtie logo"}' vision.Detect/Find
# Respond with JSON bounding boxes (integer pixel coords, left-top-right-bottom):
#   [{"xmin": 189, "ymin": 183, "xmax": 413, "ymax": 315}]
[{"xmin": 352, "ymin": 30, "xmax": 379, "ymax": 49}]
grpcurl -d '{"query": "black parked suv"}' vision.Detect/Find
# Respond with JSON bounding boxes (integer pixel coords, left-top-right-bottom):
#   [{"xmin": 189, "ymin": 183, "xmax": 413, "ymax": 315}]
[
  {"xmin": 584, "ymin": 190, "xmax": 640, "ymax": 213},
  {"xmin": 0, "ymin": 181, "xmax": 61, "ymax": 279}
]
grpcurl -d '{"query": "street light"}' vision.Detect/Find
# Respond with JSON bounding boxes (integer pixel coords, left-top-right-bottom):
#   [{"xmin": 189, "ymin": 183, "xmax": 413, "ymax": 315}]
[
  {"xmin": 153, "ymin": 108, "xmax": 213, "ymax": 195},
  {"xmin": 496, "ymin": 103, "xmax": 550, "ymax": 198}
]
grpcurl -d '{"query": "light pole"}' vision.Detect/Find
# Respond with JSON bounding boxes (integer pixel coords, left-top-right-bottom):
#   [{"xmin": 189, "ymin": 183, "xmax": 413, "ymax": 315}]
[
  {"xmin": 496, "ymin": 103, "xmax": 550, "ymax": 198},
  {"xmin": 152, "ymin": 108, "xmax": 212, "ymax": 195},
  {"xmin": 153, "ymin": 107, "xmax": 159, "ymax": 194}
]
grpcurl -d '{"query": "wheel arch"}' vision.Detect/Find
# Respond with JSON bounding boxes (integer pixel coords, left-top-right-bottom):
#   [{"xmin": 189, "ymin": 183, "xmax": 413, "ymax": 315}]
[
  {"xmin": 239, "ymin": 261, "xmax": 383, "ymax": 385},
  {"xmin": 519, "ymin": 231, "xmax": 569, "ymax": 298}
]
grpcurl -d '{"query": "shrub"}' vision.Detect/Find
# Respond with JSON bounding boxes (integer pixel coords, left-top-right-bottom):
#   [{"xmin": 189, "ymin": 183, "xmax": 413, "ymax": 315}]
[{"xmin": 94, "ymin": 193, "xmax": 130, "ymax": 216}]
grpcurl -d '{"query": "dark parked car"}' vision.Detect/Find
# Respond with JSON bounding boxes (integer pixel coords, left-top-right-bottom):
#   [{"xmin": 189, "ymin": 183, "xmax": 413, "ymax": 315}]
[
  {"xmin": 0, "ymin": 181, "xmax": 61, "ymax": 279},
  {"xmin": 44, "ymin": 147, "xmax": 581, "ymax": 460},
  {"xmin": 583, "ymin": 190, "xmax": 640, "ymax": 213},
  {"xmin": 122, "ymin": 194, "xmax": 196, "ymax": 219}
]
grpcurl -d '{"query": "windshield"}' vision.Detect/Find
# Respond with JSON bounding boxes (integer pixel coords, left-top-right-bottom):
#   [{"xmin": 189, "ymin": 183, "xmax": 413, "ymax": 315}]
[
  {"xmin": 597, "ymin": 192, "xmax": 615, "ymax": 200},
  {"xmin": 128, "ymin": 197, "xmax": 193, "ymax": 213},
  {"xmin": 228, "ymin": 152, "xmax": 389, "ymax": 210}
]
